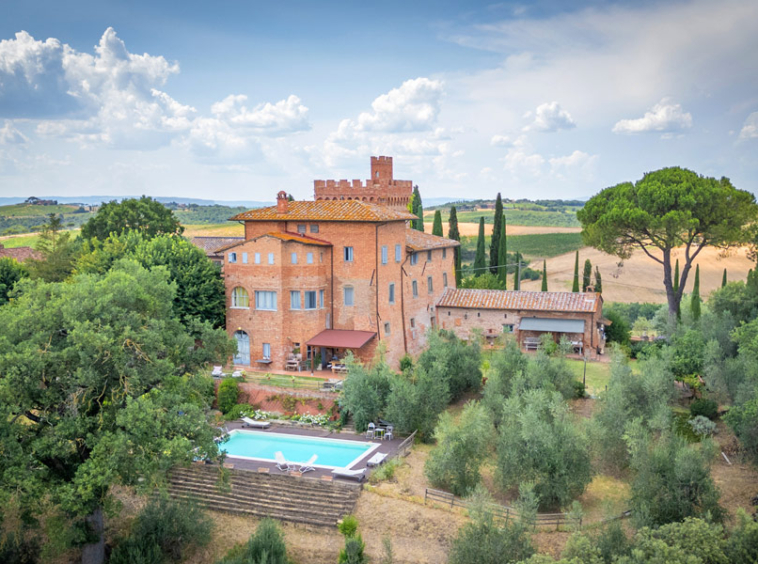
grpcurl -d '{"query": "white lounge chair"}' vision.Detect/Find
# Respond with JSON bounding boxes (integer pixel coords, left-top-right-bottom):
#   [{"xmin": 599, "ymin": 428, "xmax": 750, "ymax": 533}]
[
  {"xmin": 366, "ymin": 452, "xmax": 387, "ymax": 467},
  {"xmin": 274, "ymin": 451, "xmax": 291, "ymax": 472},
  {"xmin": 332, "ymin": 467, "xmax": 366, "ymax": 482},
  {"xmin": 211, "ymin": 365, "xmax": 224, "ymax": 377},
  {"xmin": 232, "ymin": 370, "xmax": 243, "ymax": 378},
  {"xmin": 241, "ymin": 417, "xmax": 271, "ymax": 429},
  {"xmin": 298, "ymin": 454, "xmax": 318, "ymax": 473}
]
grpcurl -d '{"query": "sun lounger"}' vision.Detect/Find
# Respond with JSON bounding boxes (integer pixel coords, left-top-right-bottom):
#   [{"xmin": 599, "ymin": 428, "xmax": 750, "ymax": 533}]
[
  {"xmin": 332, "ymin": 468, "xmax": 366, "ymax": 482},
  {"xmin": 211, "ymin": 365, "xmax": 224, "ymax": 377},
  {"xmin": 366, "ymin": 452, "xmax": 387, "ymax": 467},
  {"xmin": 241, "ymin": 417, "xmax": 271, "ymax": 429},
  {"xmin": 298, "ymin": 454, "xmax": 318, "ymax": 473},
  {"xmin": 274, "ymin": 451, "xmax": 291, "ymax": 472}
]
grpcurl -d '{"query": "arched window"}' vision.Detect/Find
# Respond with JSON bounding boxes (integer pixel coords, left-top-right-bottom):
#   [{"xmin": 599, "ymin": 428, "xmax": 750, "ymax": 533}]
[{"xmin": 232, "ymin": 287, "xmax": 250, "ymax": 308}]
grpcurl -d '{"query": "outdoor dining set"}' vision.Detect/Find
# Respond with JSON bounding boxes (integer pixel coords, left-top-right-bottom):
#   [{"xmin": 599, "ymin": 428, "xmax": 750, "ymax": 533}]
[{"xmin": 365, "ymin": 422, "xmax": 394, "ymax": 441}]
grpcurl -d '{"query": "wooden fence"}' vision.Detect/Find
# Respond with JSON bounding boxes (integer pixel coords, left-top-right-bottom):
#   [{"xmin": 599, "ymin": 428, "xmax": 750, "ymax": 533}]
[
  {"xmin": 393, "ymin": 430, "xmax": 417, "ymax": 459},
  {"xmin": 424, "ymin": 488, "xmax": 577, "ymax": 530}
]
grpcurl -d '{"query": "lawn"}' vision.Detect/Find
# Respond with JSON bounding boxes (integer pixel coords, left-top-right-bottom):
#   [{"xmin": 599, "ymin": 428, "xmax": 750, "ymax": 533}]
[
  {"xmin": 0, "ymin": 203, "xmax": 81, "ymax": 217},
  {"xmin": 566, "ymin": 359, "xmax": 611, "ymax": 394},
  {"xmin": 243, "ymin": 371, "xmax": 328, "ymax": 390},
  {"xmin": 426, "ymin": 208, "xmax": 580, "ymax": 228},
  {"xmin": 0, "ymin": 233, "xmax": 42, "ymax": 248},
  {"xmin": 459, "ymin": 232, "xmax": 584, "ymax": 261}
]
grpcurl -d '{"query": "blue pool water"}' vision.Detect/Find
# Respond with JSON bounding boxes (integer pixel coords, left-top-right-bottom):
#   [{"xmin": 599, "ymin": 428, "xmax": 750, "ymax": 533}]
[{"xmin": 222, "ymin": 430, "xmax": 378, "ymax": 469}]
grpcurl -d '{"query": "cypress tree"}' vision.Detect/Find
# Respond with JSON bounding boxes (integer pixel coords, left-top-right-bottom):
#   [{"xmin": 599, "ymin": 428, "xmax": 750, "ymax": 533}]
[
  {"xmin": 513, "ymin": 252, "xmax": 521, "ymax": 290},
  {"xmin": 582, "ymin": 259, "xmax": 592, "ymax": 292},
  {"xmin": 410, "ymin": 185, "xmax": 424, "ymax": 232},
  {"xmin": 691, "ymin": 264, "xmax": 701, "ymax": 322},
  {"xmin": 673, "ymin": 259, "xmax": 680, "ymax": 295},
  {"xmin": 490, "ymin": 193, "xmax": 503, "ymax": 273},
  {"xmin": 473, "ymin": 217, "xmax": 486, "ymax": 276},
  {"xmin": 594, "ymin": 266, "xmax": 602, "ymax": 293},
  {"xmin": 572, "ymin": 251, "xmax": 580, "ymax": 292},
  {"xmin": 722, "ymin": 268, "xmax": 727, "ymax": 288},
  {"xmin": 541, "ymin": 259, "xmax": 548, "ymax": 291},
  {"xmin": 497, "ymin": 213, "xmax": 508, "ymax": 288},
  {"xmin": 448, "ymin": 206, "xmax": 461, "ymax": 286},
  {"xmin": 432, "ymin": 210, "xmax": 443, "ymax": 237}
]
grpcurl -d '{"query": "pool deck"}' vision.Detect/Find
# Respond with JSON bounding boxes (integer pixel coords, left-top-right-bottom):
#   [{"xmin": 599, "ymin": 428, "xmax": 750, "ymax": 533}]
[{"xmin": 217, "ymin": 421, "xmax": 404, "ymax": 484}]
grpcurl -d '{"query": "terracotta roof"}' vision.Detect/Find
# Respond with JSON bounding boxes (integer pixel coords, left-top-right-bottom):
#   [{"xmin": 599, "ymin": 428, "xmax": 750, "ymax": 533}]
[
  {"xmin": 190, "ymin": 237, "xmax": 244, "ymax": 256},
  {"xmin": 436, "ymin": 288, "xmax": 601, "ymax": 313},
  {"xmin": 405, "ymin": 229, "xmax": 460, "ymax": 251},
  {"xmin": 306, "ymin": 329, "xmax": 377, "ymax": 349},
  {"xmin": 215, "ymin": 232, "xmax": 332, "ymax": 253},
  {"xmin": 0, "ymin": 246, "xmax": 41, "ymax": 262},
  {"xmin": 230, "ymin": 200, "xmax": 417, "ymax": 223}
]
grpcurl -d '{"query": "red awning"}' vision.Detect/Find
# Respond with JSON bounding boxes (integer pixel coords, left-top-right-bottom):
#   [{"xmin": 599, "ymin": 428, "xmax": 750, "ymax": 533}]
[{"xmin": 305, "ymin": 329, "xmax": 376, "ymax": 349}]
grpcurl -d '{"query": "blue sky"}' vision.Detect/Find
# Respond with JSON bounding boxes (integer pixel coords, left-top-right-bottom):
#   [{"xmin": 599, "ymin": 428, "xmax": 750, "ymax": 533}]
[{"xmin": 1, "ymin": 0, "xmax": 756, "ymax": 202}]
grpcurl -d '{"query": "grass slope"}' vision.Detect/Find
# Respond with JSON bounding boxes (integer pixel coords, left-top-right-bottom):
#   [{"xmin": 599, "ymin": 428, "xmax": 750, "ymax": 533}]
[
  {"xmin": 426, "ymin": 208, "xmax": 580, "ymax": 228},
  {"xmin": 0, "ymin": 203, "xmax": 80, "ymax": 217},
  {"xmin": 459, "ymin": 232, "xmax": 584, "ymax": 262}
]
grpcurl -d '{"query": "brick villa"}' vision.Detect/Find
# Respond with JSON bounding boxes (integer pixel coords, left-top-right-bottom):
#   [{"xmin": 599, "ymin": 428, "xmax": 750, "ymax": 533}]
[{"xmin": 219, "ymin": 157, "xmax": 607, "ymax": 372}]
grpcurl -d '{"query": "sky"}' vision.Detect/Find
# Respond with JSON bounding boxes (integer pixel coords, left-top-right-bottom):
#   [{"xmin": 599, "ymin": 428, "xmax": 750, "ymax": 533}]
[{"xmin": 0, "ymin": 0, "xmax": 757, "ymax": 202}]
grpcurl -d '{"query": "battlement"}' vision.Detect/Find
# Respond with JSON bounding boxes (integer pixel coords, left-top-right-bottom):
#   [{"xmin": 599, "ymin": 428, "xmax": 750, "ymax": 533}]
[{"xmin": 313, "ymin": 156, "xmax": 413, "ymax": 210}]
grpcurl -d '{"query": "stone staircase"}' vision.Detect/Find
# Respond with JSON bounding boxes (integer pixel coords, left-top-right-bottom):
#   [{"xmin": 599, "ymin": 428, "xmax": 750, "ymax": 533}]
[{"xmin": 165, "ymin": 465, "xmax": 361, "ymax": 527}]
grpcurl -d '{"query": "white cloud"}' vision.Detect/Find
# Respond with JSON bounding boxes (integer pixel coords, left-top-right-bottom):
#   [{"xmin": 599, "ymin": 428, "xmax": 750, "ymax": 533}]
[
  {"xmin": 341, "ymin": 77, "xmax": 444, "ymax": 135},
  {"xmin": 739, "ymin": 111, "xmax": 758, "ymax": 139},
  {"xmin": 490, "ymin": 134, "xmax": 512, "ymax": 146},
  {"xmin": 523, "ymin": 102, "xmax": 576, "ymax": 132},
  {"xmin": 0, "ymin": 121, "xmax": 27, "ymax": 144},
  {"xmin": 549, "ymin": 150, "xmax": 598, "ymax": 180},
  {"xmin": 210, "ymin": 94, "xmax": 309, "ymax": 135},
  {"xmin": 612, "ymin": 98, "xmax": 693, "ymax": 134}
]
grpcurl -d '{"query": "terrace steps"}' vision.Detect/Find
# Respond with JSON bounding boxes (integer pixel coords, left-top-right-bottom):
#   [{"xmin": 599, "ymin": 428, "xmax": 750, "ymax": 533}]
[{"xmin": 165, "ymin": 465, "xmax": 361, "ymax": 527}]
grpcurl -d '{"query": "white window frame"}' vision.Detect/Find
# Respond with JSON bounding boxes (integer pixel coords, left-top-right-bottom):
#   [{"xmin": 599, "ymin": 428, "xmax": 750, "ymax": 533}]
[
  {"xmin": 262, "ymin": 343, "xmax": 271, "ymax": 360},
  {"xmin": 242, "ymin": 252, "xmax": 248, "ymax": 264},
  {"xmin": 291, "ymin": 252, "xmax": 298, "ymax": 264},
  {"xmin": 410, "ymin": 252, "xmax": 418, "ymax": 266},
  {"xmin": 307, "ymin": 252, "xmax": 314, "ymax": 264},
  {"xmin": 427, "ymin": 250, "xmax": 432, "ymax": 262},
  {"xmin": 344, "ymin": 286, "xmax": 354, "ymax": 306},
  {"xmin": 344, "ymin": 246, "xmax": 354, "ymax": 262},
  {"xmin": 297, "ymin": 224, "xmax": 307, "ymax": 234},
  {"xmin": 255, "ymin": 291, "xmax": 277, "ymax": 311},
  {"xmin": 254, "ymin": 252, "xmax": 261, "ymax": 264},
  {"xmin": 268, "ymin": 252, "xmax": 274, "ymax": 265},
  {"xmin": 412, "ymin": 280, "xmax": 418, "ymax": 297},
  {"xmin": 381, "ymin": 246, "xmax": 388, "ymax": 265},
  {"xmin": 310, "ymin": 224, "xmax": 319, "ymax": 233},
  {"xmin": 428, "ymin": 276, "xmax": 434, "ymax": 294},
  {"xmin": 290, "ymin": 290, "xmax": 301, "ymax": 310},
  {"xmin": 231, "ymin": 287, "xmax": 249, "ymax": 308},
  {"xmin": 319, "ymin": 289, "xmax": 325, "ymax": 308},
  {"xmin": 443, "ymin": 272, "xmax": 448, "ymax": 287},
  {"xmin": 395, "ymin": 244, "xmax": 402, "ymax": 262},
  {"xmin": 228, "ymin": 252, "xmax": 237, "ymax": 263},
  {"xmin": 304, "ymin": 290, "xmax": 317, "ymax": 310}
]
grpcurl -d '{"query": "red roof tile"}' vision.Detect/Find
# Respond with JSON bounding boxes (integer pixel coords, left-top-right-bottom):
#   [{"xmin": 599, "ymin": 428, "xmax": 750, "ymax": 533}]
[
  {"xmin": 190, "ymin": 237, "xmax": 244, "ymax": 256},
  {"xmin": 230, "ymin": 200, "xmax": 417, "ymax": 222},
  {"xmin": 405, "ymin": 229, "xmax": 460, "ymax": 251},
  {"xmin": 436, "ymin": 288, "xmax": 601, "ymax": 313},
  {"xmin": 306, "ymin": 330, "xmax": 377, "ymax": 349}
]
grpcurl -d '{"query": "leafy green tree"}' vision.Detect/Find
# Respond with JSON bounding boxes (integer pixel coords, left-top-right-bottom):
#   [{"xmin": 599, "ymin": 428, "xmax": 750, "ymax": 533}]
[
  {"xmin": 409, "ymin": 186, "xmax": 424, "ymax": 232},
  {"xmin": 216, "ymin": 518, "xmax": 291, "ymax": 564},
  {"xmin": 572, "ymin": 251, "xmax": 580, "ymax": 292},
  {"xmin": 342, "ymin": 352, "xmax": 393, "ymax": 432},
  {"xmin": 591, "ymin": 353, "xmax": 675, "ymax": 470},
  {"xmin": 338, "ymin": 535, "xmax": 367, "ymax": 564},
  {"xmin": 602, "ymin": 310, "xmax": 630, "ymax": 346},
  {"xmin": 474, "ymin": 217, "xmax": 486, "ymax": 276},
  {"xmin": 727, "ymin": 509, "xmax": 758, "ymax": 563},
  {"xmin": 582, "ymin": 259, "xmax": 592, "ymax": 292},
  {"xmin": 577, "ymin": 167, "xmax": 758, "ymax": 319},
  {"xmin": 594, "ymin": 266, "xmax": 602, "ymax": 294},
  {"xmin": 0, "ymin": 261, "xmax": 234, "ymax": 562},
  {"xmin": 691, "ymin": 264, "xmax": 701, "ymax": 322},
  {"xmin": 0, "ymin": 257, "xmax": 27, "ymax": 304},
  {"xmin": 448, "ymin": 206, "xmax": 462, "ymax": 285},
  {"xmin": 432, "ymin": 210, "xmax": 443, "ymax": 236},
  {"xmin": 496, "ymin": 389, "xmax": 592, "ymax": 509},
  {"xmin": 81, "ymin": 196, "xmax": 184, "ymax": 241},
  {"xmin": 25, "ymin": 213, "xmax": 79, "ymax": 282},
  {"xmin": 722, "ymin": 268, "xmax": 727, "ymax": 288},
  {"xmin": 425, "ymin": 402, "xmax": 493, "ymax": 496},
  {"xmin": 490, "ymin": 193, "xmax": 503, "ymax": 274},
  {"xmin": 385, "ymin": 365, "xmax": 450, "ymax": 441},
  {"xmin": 460, "ymin": 272, "xmax": 504, "ymax": 290},
  {"xmin": 217, "ymin": 379, "xmax": 240, "ymax": 414},
  {"xmin": 483, "ymin": 340, "xmax": 528, "ymax": 424},
  {"xmin": 541, "ymin": 260, "xmax": 548, "ymax": 291},
  {"xmin": 708, "ymin": 280, "xmax": 758, "ymax": 324},
  {"xmin": 724, "ymin": 394, "xmax": 758, "ymax": 464},
  {"xmin": 626, "ymin": 427, "xmax": 723, "ymax": 528},
  {"xmin": 417, "ymin": 329, "xmax": 482, "ymax": 401},
  {"xmin": 498, "ymin": 214, "xmax": 508, "ymax": 287}
]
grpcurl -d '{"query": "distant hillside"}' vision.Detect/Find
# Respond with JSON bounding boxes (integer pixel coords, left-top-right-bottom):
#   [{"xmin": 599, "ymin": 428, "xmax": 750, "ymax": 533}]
[{"xmin": 0, "ymin": 196, "xmax": 273, "ymax": 207}]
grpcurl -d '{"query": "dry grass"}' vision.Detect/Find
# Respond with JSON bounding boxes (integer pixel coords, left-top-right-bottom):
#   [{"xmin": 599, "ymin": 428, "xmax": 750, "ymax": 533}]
[
  {"xmin": 520, "ymin": 245, "xmax": 754, "ymax": 303},
  {"xmin": 183, "ymin": 223, "xmax": 244, "ymax": 237},
  {"xmin": 456, "ymin": 222, "xmax": 581, "ymax": 237}
]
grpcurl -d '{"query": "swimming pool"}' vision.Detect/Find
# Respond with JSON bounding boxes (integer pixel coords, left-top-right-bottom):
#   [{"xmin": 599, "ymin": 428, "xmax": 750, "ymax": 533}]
[{"xmin": 222, "ymin": 430, "xmax": 380, "ymax": 469}]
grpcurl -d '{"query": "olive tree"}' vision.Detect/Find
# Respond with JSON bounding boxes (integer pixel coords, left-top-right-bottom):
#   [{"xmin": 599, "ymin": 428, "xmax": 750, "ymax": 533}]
[{"xmin": 577, "ymin": 167, "xmax": 757, "ymax": 319}]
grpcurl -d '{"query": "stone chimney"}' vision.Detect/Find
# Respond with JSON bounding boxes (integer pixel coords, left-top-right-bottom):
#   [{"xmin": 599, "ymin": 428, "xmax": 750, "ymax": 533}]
[
  {"xmin": 276, "ymin": 190, "xmax": 288, "ymax": 214},
  {"xmin": 586, "ymin": 285, "xmax": 595, "ymax": 293}
]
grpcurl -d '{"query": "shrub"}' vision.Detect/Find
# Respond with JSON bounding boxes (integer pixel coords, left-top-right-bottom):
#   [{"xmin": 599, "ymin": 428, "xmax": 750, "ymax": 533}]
[
  {"xmin": 603, "ymin": 310, "xmax": 631, "ymax": 346},
  {"xmin": 117, "ymin": 498, "xmax": 212, "ymax": 563},
  {"xmin": 448, "ymin": 508, "xmax": 534, "ymax": 564},
  {"xmin": 338, "ymin": 515, "xmax": 359, "ymax": 538},
  {"xmin": 689, "ymin": 416, "xmax": 717, "ymax": 438},
  {"xmin": 399, "ymin": 354, "xmax": 413, "ymax": 372},
  {"xmin": 572, "ymin": 380, "xmax": 586, "ymax": 399},
  {"xmin": 0, "ymin": 532, "xmax": 40, "ymax": 564},
  {"xmin": 217, "ymin": 379, "xmax": 240, "ymax": 414},
  {"xmin": 342, "ymin": 354, "xmax": 393, "ymax": 432},
  {"xmin": 338, "ymin": 534, "xmax": 367, "ymax": 564},
  {"xmin": 216, "ymin": 518, "xmax": 289, "ymax": 564},
  {"xmin": 690, "ymin": 398, "xmax": 718, "ymax": 420},
  {"xmin": 369, "ymin": 458, "xmax": 402, "ymax": 484},
  {"xmin": 224, "ymin": 403, "xmax": 254, "ymax": 421}
]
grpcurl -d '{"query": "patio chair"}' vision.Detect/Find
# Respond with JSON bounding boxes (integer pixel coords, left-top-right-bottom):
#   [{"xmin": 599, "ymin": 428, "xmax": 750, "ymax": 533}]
[
  {"xmin": 366, "ymin": 452, "xmax": 387, "ymax": 467},
  {"xmin": 232, "ymin": 370, "xmax": 243, "ymax": 378},
  {"xmin": 274, "ymin": 451, "xmax": 291, "ymax": 472},
  {"xmin": 211, "ymin": 365, "xmax": 224, "ymax": 377},
  {"xmin": 298, "ymin": 454, "xmax": 318, "ymax": 473},
  {"xmin": 331, "ymin": 467, "xmax": 366, "ymax": 482},
  {"xmin": 366, "ymin": 422, "xmax": 375, "ymax": 439},
  {"xmin": 384, "ymin": 425, "xmax": 394, "ymax": 441},
  {"xmin": 241, "ymin": 417, "xmax": 271, "ymax": 429}
]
